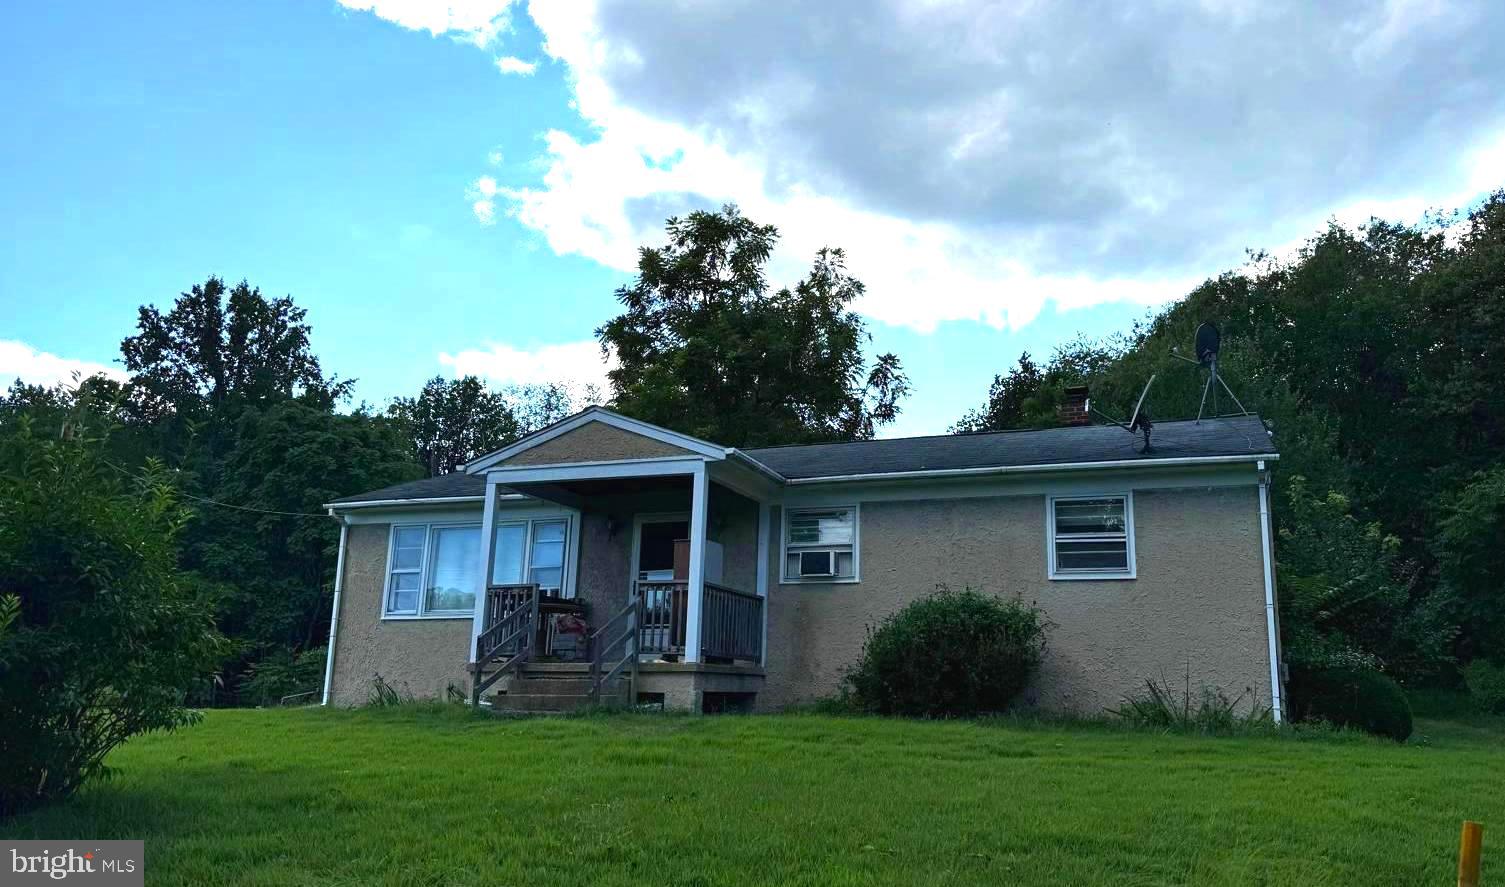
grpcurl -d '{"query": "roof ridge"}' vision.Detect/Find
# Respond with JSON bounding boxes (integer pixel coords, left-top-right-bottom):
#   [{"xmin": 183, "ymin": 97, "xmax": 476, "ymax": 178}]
[{"xmin": 743, "ymin": 413, "xmax": 1265, "ymax": 453}]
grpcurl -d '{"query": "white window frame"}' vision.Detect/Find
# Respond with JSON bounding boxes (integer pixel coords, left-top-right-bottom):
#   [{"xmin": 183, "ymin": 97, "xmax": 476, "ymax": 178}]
[
  {"xmin": 382, "ymin": 522, "xmax": 483, "ymax": 620},
  {"xmin": 780, "ymin": 504, "xmax": 860, "ymax": 584},
  {"xmin": 490, "ymin": 515, "xmax": 577, "ymax": 599},
  {"xmin": 1046, "ymin": 492, "xmax": 1136, "ymax": 581}
]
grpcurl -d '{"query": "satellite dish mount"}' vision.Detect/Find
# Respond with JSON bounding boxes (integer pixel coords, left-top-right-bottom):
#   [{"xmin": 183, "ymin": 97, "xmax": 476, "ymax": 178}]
[
  {"xmin": 1173, "ymin": 322, "xmax": 1250, "ymax": 424},
  {"xmin": 1091, "ymin": 374, "xmax": 1158, "ymax": 454}
]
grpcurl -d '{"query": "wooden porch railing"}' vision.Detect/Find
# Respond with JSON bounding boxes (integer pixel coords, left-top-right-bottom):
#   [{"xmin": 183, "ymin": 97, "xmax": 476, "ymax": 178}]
[
  {"xmin": 470, "ymin": 583, "xmax": 539, "ymax": 705},
  {"xmin": 700, "ymin": 582, "xmax": 763, "ymax": 663},
  {"xmin": 632, "ymin": 580, "xmax": 763, "ymax": 663}
]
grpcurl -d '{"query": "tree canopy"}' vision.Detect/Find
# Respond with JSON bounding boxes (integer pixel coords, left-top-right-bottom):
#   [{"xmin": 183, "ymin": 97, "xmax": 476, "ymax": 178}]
[{"xmin": 598, "ymin": 206, "xmax": 909, "ymax": 447}]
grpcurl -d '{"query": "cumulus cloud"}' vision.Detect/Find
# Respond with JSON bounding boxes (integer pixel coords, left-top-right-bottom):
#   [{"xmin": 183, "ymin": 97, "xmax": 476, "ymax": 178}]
[
  {"xmin": 483, "ymin": 0, "xmax": 1505, "ymax": 332},
  {"xmin": 439, "ymin": 340, "xmax": 614, "ymax": 394},
  {"xmin": 336, "ymin": 0, "xmax": 514, "ymax": 47},
  {"xmin": 467, "ymin": 175, "xmax": 500, "ymax": 224},
  {"xmin": 0, "ymin": 340, "xmax": 126, "ymax": 388},
  {"xmin": 495, "ymin": 55, "xmax": 538, "ymax": 75}
]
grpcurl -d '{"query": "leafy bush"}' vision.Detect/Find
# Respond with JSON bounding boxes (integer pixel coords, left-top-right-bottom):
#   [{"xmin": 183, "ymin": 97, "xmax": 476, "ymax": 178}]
[
  {"xmin": 238, "ymin": 647, "xmax": 327, "ymax": 707},
  {"xmin": 844, "ymin": 587, "xmax": 1047, "ymax": 717},
  {"xmin": 1286, "ymin": 666, "xmax": 1413, "ymax": 741},
  {"xmin": 1111, "ymin": 672, "xmax": 1270, "ymax": 736},
  {"xmin": 1462, "ymin": 659, "xmax": 1505, "ymax": 714},
  {"xmin": 0, "ymin": 412, "xmax": 224, "ymax": 816}
]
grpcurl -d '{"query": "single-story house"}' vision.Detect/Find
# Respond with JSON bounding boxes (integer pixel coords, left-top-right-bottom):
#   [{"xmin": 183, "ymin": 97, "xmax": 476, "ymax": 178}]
[{"xmin": 320, "ymin": 398, "xmax": 1284, "ymax": 719}]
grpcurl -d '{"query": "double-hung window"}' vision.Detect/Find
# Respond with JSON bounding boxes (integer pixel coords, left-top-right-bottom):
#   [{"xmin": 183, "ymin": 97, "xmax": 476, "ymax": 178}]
[
  {"xmin": 489, "ymin": 517, "xmax": 573, "ymax": 597},
  {"xmin": 782, "ymin": 506, "xmax": 858, "ymax": 582},
  {"xmin": 1047, "ymin": 494, "xmax": 1135, "ymax": 579},
  {"xmin": 384, "ymin": 523, "xmax": 482, "ymax": 617}
]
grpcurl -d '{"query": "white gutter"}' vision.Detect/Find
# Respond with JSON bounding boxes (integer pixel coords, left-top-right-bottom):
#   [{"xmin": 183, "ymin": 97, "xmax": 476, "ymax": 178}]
[
  {"xmin": 320, "ymin": 515, "xmax": 350, "ymax": 706},
  {"xmin": 321, "ymin": 494, "xmax": 495, "ymax": 511},
  {"xmin": 784, "ymin": 453, "xmax": 1280, "ymax": 485},
  {"xmin": 1257, "ymin": 461, "xmax": 1283, "ymax": 723},
  {"xmin": 725, "ymin": 448, "xmax": 788, "ymax": 484}
]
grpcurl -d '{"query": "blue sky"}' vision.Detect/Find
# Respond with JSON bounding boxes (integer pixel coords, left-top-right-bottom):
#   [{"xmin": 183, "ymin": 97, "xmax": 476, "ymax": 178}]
[{"xmin": 3, "ymin": 1, "xmax": 1502, "ymax": 437}]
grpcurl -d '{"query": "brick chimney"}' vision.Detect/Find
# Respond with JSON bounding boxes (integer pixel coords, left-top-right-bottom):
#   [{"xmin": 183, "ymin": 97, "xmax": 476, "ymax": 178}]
[{"xmin": 1059, "ymin": 385, "xmax": 1091, "ymax": 426}]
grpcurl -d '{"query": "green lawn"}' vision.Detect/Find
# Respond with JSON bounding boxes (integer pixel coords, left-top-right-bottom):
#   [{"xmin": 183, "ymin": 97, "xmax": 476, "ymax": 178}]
[{"xmin": 3, "ymin": 707, "xmax": 1501, "ymax": 886}]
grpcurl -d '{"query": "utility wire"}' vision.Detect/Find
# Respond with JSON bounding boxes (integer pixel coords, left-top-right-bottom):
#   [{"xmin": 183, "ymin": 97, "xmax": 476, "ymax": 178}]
[{"xmin": 103, "ymin": 459, "xmax": 334, "ymax": 519}]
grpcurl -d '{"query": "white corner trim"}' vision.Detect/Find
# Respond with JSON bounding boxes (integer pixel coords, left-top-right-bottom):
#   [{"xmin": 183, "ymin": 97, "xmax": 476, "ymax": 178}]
[
  {"xmin": 485, "ymin": 457, "xmax": 708, "ymax": 485},
  {"xmin": 1045, "ymin": 492, "xmax": 1137, "ymax": 581},
  {"xmin": 1258, "ymin": 473, "xmax": 1284, "ymax": 723},
  {"xmin": 726, "ymin": 448, "xmax": 787, "ymax": 484},
  {"xmin": 778, "ymin": 503, "xmax": 861, "ymax": 584},
  {"xmin": 464, "ymin": 406, "xmax": 727, "ymax": 473}
]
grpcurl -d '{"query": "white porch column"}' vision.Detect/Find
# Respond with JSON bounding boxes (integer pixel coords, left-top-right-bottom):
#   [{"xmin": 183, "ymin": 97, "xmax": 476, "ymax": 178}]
[
  {"xmin": 470, "ymin": 476, "xmax": 501, "ymax": 663},
  {"xmin": 684, "ymin": 462, "xmax": 709, "ymax": 663},
  {"xmin": 755, "ymin": 501, "xmax": 771, "ymax": 666}
]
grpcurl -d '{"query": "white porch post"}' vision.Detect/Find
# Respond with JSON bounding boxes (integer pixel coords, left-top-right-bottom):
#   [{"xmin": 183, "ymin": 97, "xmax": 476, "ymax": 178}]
[
  {"xmin": 470, "ymin": 476, "xmax": 500, "ymax": 663},
  {"xmin": 755, "ymin": 501, "xmax": 771, "ymax": 666},
  {"xmin": 684, "ymin": 462, "xmax": 709, "ymax": 663}
]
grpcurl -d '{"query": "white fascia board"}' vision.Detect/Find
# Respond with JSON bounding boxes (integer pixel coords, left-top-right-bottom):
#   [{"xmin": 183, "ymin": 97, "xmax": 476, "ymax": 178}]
[
  {"xmin": 725, "ymin": 449, "xmax": 787, "ymax": 484},
  {"xmin": 783, "ymin": 453, "xmax": 1280, "ymax": 485},
  {"xmin": 485, "ymin": 457, "xmax": 708, "ymax": 485},
  {"xmin": 464, "ymin": 406, "xmax": 727, "ymax": 473},
  {"xmin": 323, "ymin": 495, "xmax": 489, "ymax": 511}
]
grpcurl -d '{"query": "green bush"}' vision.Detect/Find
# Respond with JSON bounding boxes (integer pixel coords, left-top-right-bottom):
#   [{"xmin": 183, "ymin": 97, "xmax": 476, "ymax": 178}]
[
  {"xmin": 844, "ymin": 587, "xmax": 1047, "ymax": 717},
  {"xmin": 0, "ymin": 413, "xmax": 224, "ymax": 816},
  {"xmin": 1287, "ymin": 666, "xmax": 1413, "ymax": 741},
  {"xmin": 1462, "ymin": 659, "xmax": 1505, "ymax": 714},
  {"xmin": 238, "ymin": 647, "xmax": 327, "ymax": 707}
]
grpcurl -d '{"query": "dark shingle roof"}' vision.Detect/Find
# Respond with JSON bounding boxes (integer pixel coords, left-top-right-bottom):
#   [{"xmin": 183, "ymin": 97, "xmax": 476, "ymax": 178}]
[
  {"xmin": 328, "ymin": 472, "xmax": 486, "ymax": 506},
  {"xmin": 329, "ymin": 415, "xmax": 1276, "ymax": 505},
  {"xmin": 741, "ymin": 415, "xmax": 1275, "ymax": 480}
]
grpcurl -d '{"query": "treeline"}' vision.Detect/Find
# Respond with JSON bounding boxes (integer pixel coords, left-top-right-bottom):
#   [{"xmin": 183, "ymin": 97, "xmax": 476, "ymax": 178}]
[
  {"xmin": 954, "ymin": 191, "xmax": 1505, "ymax": 687},
  {"xmin": 0, "ymin": 207, "xmax": 905, "ymax": 708}
]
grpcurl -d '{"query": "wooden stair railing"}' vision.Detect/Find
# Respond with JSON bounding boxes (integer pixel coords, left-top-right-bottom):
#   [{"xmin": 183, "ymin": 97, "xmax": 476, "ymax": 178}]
[
  {"xmin": 588, "ymin": 594, "xmax": 640, "ymax": 705},
  {"xmin": 470, "ymin": 584, "xmax": 540, "ymax": 707}
]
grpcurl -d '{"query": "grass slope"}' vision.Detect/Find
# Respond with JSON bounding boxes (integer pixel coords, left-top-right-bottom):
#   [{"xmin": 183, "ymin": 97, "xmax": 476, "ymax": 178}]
[{"xmin": 3, "ymin": 708, "xmax": 1501, "ymax": 886}]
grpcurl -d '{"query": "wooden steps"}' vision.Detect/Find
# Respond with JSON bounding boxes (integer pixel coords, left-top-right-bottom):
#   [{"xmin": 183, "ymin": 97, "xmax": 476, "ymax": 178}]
[{"xmin": 487, "ymin": 665, "xmax": 629, "ymax": 714}]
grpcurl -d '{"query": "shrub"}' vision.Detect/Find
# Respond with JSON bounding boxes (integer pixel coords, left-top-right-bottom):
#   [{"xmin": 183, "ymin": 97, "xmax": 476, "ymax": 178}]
[
  {"xmin": 1462, "ymin": 659, "xmax": 1505, "ymax": 714},
  {"xmin": 1286, "ymin": 666, "xmax": 1413, "ymax": 741},
  {"xmin": 1111, "ymin": 671, "xmax": 1270, "ymax": 736},
  {"xmin": 844, "ymin": 587, "xmax": 1047, "ymax": 717},
  {"xmin": 238, "ymin": 647, "xmax": 327, "ymax": 707},
  {"xmin": 0, "ymin": 414, "xmax": 224, "ymax": 816}
]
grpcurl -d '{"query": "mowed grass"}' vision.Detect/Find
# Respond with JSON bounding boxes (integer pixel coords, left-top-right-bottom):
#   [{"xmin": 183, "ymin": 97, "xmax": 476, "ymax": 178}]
[{"xmin": 3, "ymin": 707, "xmax": 1502, "ymax": 886}]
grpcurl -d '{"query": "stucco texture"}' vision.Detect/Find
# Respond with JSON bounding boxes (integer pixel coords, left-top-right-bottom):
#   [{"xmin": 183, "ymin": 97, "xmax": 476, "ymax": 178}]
[
  {"xmin": 760, "ymin": 486, "xmax": 1273, "ymax": 715},
  {"xmin": 502, "ymin": 423, "xmax": 692, "ymax": 465},
  {"xmin": 327, "ymin": 523, "xmax": 472, "ymax": 706}
]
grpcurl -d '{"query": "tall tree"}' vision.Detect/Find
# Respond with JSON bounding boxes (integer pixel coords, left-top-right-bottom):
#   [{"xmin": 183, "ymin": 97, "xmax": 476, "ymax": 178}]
[
  {"xmin": 599, "ymin": 206, "xmax": 909, "ymax": 447},
  {"xmin": 388, "ymin": 376, "xmax": 521, "ymax": 476},
  {"xmin": 952, "ymin": 352, "xmax": 1048, "ymax": 432},
  {"xmin": 121, "ymin": 276, "xmax": 350, "ymax": 426}
]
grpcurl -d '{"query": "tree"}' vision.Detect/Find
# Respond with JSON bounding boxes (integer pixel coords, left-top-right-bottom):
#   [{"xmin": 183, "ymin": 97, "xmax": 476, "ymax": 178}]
[
  {"xmin": 189, "ymin": 401, "xmax": 418, "ymax": 689},
  {"xmin": 952, "ymin": 352, "xmax": 1047, "ymax": 432},
  {"xmin": 0, "ymin": 401, "xmax": 224, "ymax": 815},
  {"xmin": 120, "ymin": 276, "xmax": 350, "ymax": 427},
  {"xmin": 598, "ymin": 205, "xmax": 909, "ymax": 447},
  {"xmin": 388, "ymin": 376, "xmax": 522, "ymax": 476}
]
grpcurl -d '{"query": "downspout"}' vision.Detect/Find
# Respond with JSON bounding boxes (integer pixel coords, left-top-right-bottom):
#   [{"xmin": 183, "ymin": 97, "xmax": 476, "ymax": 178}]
[
  {"xmin": 1257, "ymin": 462, "xmax": 1284, "ymax": 723},
  {"xmin": 321, "ymin": 514, "xmax": 351, "ymax": 706}
]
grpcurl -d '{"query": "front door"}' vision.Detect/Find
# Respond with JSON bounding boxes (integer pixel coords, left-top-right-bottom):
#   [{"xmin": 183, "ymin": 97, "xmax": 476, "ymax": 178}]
[{"xmin": 635, "ymin": 517, "xmax": 689, "ymax": 583}]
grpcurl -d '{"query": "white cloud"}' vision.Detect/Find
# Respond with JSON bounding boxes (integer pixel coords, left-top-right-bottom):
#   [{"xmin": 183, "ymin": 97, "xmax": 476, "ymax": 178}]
[
  {"xmin": 0, "ymin": 340, "xmax": 127, "ymax": 389},
  {"xmin": 478, "ymin": 0, "xmax": 1505, "ymax": 333},
  {"xmin": 336, "ymin": 0, "xmax": 514, "ymax": 47},
  {"xmin": 467, "ymin": 175, "xmax": 500, "ymax": 224},
  {"xmin": 439, "ymin": 339, "xmax": 615, "ymax": 394},
  {"xmin": 486, "ymin": 149, "xmax": 504, "ymax": 166},
  {"xmin": 495, "ymin": 55, "xmax": 538, "ymax": 75}
]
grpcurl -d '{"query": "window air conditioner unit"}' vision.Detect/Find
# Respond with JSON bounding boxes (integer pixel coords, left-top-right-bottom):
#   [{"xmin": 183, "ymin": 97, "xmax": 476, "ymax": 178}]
[{"xmin": 799, "ymin": 550, "xmax": 835, "ymax": 577}]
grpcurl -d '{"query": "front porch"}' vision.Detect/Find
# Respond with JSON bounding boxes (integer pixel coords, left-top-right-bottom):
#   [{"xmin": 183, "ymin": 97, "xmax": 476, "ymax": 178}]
[{"xmin": 465, "ymin": 449, "xmax": 778, "ymax": 712}]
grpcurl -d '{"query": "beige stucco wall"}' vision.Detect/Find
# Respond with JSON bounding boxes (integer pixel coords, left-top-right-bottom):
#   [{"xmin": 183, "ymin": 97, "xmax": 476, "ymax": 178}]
[
  {"xmin": 760, "ymin": 486, "xmax": 1272, "ymax": 715},
  {"xmin": 327, "ymin": 523, "xmax": 472, "ymax": 706},
  {"xmin": 502, "ymin": 422, "xmax": 692, "ymax": 465}
]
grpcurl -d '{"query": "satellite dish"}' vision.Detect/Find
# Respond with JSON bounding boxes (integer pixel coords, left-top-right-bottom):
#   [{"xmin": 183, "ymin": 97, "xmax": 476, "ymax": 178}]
[
  {"xmin": 1128, "ymin": 373, "xmax": 1156, "ymax": 432},
  {"xmin": 1194, "ymin": 322, "xmax": 1221, "ymax": 367}
]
